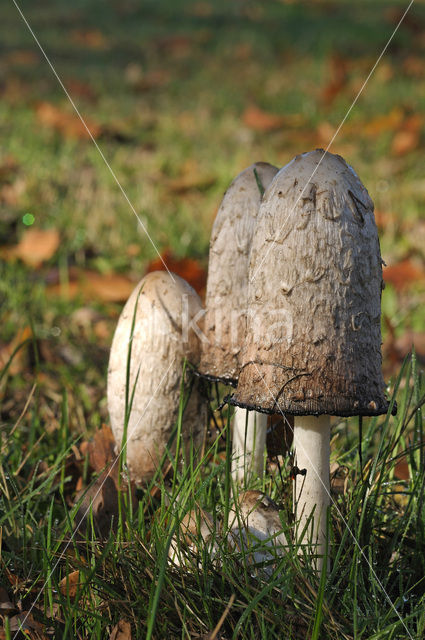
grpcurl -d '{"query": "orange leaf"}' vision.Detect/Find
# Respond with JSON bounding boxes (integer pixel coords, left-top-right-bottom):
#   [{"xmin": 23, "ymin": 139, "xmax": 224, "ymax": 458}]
[
  {"xmin": 146, "ymin": 249, "xmax": 207, "ymax": 295},
  {"xmin": 110, "ymin": 620, "xmax": 132, "ymax": 640},
  {"xmin": 391, "ymin": 114, "xmax": 422, "ymax": 156},
  {"xmin": 321, "ymin": 53, "xmax": 349, "ymax": 106},
  {"xmin": 0, "ymin": 326, "xmax": 32, "ymax": 377},
  {"xmin": 1, "ymin": 228, "xmax": 60, "ymax": 268},
  {"xmin": 47, "ymin": 269, "xmax": 135, "ymax": 303},
  {"xmin": 80, "ymin": 424, "xmax": 117, "ymax": 475},
  {"xmin": 383, "ymin": 259, "xmax": 425, "ymax": 291},
  {"xmin": 59, "ymin": 570, "xmax": 81, "ymax": 600},
  {"xmin": 363, "ymin": 107, "xmax": 404, "ymax": 138},
  {"xmin": 242, "ymin": 105, "xmax": 287, "ymax": 133},
  {"xmin": 35, "ymin": 101, "xmax": 101, "ymax": 140},
  {"xmin": 70, "ymin": 29, "xmax": 109, "ymax": 50}
]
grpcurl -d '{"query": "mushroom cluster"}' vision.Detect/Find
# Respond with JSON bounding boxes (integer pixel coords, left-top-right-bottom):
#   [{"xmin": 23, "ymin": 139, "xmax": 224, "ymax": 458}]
[{"xmin": 107, "ymin": 149, "xmax": 391, "ymax": 573}]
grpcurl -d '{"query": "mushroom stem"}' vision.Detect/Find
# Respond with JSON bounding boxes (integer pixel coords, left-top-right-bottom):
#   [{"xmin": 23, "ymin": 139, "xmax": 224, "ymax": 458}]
[
  {"xmin": 232, "ymin": 409, "xmax": 267, "ymax": 483},
  {"xmin": 293, "ymin": 415, "xmax": 330, "ymax": 572}
]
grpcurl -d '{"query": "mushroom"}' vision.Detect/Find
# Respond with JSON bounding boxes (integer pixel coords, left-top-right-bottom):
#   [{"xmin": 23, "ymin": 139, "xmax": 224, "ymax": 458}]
[
  {"xmin": 168, "ymin": 507, "xmax": 217, "ymax": 568},
  {"xmin": 107, "ymin": 271, "xmax": 206, "ymax": 485},
  {"xmin": 227, "ymin": 490, "xmax": 287, "ymax": 577},
  {"xmin": 198, "ymin": 162, "xmax": 279, "ymax": 482},
  {"xmin": 230, "ymin": 149, "xmax": 392, "ymax": 569}
]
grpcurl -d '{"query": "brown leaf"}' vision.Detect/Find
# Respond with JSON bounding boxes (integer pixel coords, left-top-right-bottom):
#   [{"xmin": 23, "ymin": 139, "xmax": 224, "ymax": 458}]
[
  {"xmin": 155, "ymin": 34, "xmax": 193, "ymax": 57},
  {"xmin": 73, "ymin": 470, "xmax": 138, "ymax": 539},
  {"xmin": 46, "ymin": 269, "xmax": 135, "ymax": 303},
  {"xmin": 0, "ymin": 326, "xmax": 32, "ymax": 377},
  {"xmin": 363, "ymin": 108, "xmax": 404, "ymax": 138},
  {"xmin": 383, "ymin": 259, "xmax": 425, "ymax": 291},
  {"xmin": 242, "ymin": 105, "xmax": 288, "ymax": 133},
  {"xmin": 110, "ymin": 619, "xmax": 132, "ymax": 640},
  {"xmin": 395, "ymin": 331, "xmax": 425, "ymax": 363},
  {"xmin": 168, "ymin": 173, "xmax": 216, "ymax": 194},
  {"xmin": 66, "ymin": 79, "xmax": 98, "ymax": 102},
  {"xmin": 9, "ymin": 611, "xmax": 44, "ymax": 633},
  {"xmin": 0, "ymin": 587, "xmax": 16, "ymax": 614},
  {"xmin": 145, "ymin": 249, "xmax": 207, "ymax": 295},
  {"xmin": 330, "ymin": 463, "xmax": 349, "ymax": 496},
  {"xmin": 35, "ymin": 101, "xmax": 101, "ymax": 140},
  {"xmin": 321, "ymin": 53, "xmax": 349, "ymax": 106},
  {"xmin": 391, "ymin": 114, "xmax": 423, "ymax": 156},
  {"xmin": 394, "ymin": 458, "xmax": 410, "ymax": 480},
  {"xmin": 3, "ymin": 50, "xmax": 40, "ymax": 66},
  {"xmin": 59, "ymin": 570, "xmax": 81, "ymax": 600},
  {"xmin": 1, "ymin": 228, "xmax": 60, "ymax": 268},
  {"xmin": 70, "ymin": 29, "xmax": 109, "ymax": 50},
  {"xmin": 403, "ymin": 55, "xmax": 425, "ymax": 77},
  {"xmin": 80, "ymin": 424, "xmax": 117, "ymax": 475}
]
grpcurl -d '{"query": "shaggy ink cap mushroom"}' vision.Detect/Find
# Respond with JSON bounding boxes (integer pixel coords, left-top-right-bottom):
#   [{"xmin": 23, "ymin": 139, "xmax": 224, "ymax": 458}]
[
  {"xmin": 231, "ymin": 149, "xmax": 393, "ymax": 418},
  {"xmin": 198, "ymin": 162, "xmax": 279, "ymax": 386},
  {"xmin": 107, "ymin": 271, "xmax": 206, "ymax": 485}
]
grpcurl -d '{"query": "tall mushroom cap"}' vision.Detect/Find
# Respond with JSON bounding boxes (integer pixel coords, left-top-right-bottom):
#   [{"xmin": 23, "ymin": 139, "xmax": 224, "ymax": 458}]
[
  {"xmin": 107, "ymin": 271, "xmax": 206, "ymax": 484},
  {"xmin": 198, "ymin": 162, "xmax": 279, "ymax": 385},
  {"xmin": 231, "ymin": 149, "xmax": 390, "ymax": 417}
]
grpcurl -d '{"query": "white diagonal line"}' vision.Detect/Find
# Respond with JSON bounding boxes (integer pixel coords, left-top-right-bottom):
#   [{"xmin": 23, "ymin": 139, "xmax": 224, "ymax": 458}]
[
  {"xmin": 251, "ymin": 362, "xmax": 413, "ymax": 639},
  {"xmin": 12, "ymin": 0, "xmax": 175, "ymax": 283},
  {"xmin": 12, "ymin": 357, "xmax": 177, "ymax": 639},
  {"xmin": 251, "ymin": 0, "xmax": 415, "ymax": 284}
]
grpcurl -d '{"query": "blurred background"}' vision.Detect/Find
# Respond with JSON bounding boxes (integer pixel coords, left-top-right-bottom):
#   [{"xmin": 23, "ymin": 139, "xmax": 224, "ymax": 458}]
[{"xmin": 1, "ymin": 0, "xmax": 424, "ymax": 432}]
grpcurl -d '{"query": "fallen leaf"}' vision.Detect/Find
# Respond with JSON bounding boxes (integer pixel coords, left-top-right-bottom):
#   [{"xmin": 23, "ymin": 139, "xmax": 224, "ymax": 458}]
[
  {"xmin": 374, "ymin": 209, "xmax": 397, "ymax": 229},
  {"xmin": 403, "ymin": 55, "xmax": 425, "ymax": 77},
  {"xmin": 391, "ymin": 114, "xmax": 422, "ymax": 156},
  {"xmin": 0, "ymin": 155, "xmax": 19, "ymax": 182},
  {"xmin": 66, "ymin": 78, "xmax": 98, "ymax": 102},
  {"xmin": 1, "ymin": 228, "xmax": 60, "ymax": 268},
  {"xmin": 383, "ymin": 259, "xmax": 425, "ymax": 291},
  {"xmin": 363, "ymin": 108, "xmax": 404, "ymax": 138},
  {"xmin": 125, "ymin": 64, "xmax": 170, "ymax": 91},
  {"xmin": 330, "ymin": 463, "xmax": 349, "ymax": 496},
  {"xmin": 0, "ymin": 587, "xmax": 16, "ymax": 614},
  {"xmin": 146, "ymin": 249, "xmax": 207, "ymax": 294},
  {"xmin": 35, "ymin": 101, "xmax": 101, "ymax": 140},
  {"xmin": 70, "ymin": 29, "xmax": 109, "ymax": 49},
  {"xmin": 395, "ymin": 331, "xmax": 425, "ymax": 362},
  {"xmin": 321, "ymin": 53, "xmax": 349, "ymax": 106},
  {"xmin": 168, "ymin": 173, "xmax": 216, "ymax": 194},
  {"xmin": 242, "ymin": 105, "xmax": 288, "ymax": 132},
  {"xmin": 59, "ymin": 570, "xmax": 81, "ymax": 600},
  {"xmin": 47, "ymin": 269, "xmax": 135, "ymax": 303},
  {"xmin": 394, "ymin": 458, "xmax": 410, "ymax": 480},
  {"xmin": 80, "ymin": 424, "xmax": 117, "ymax": 475},
  {"xmin": 74, "ymin": 468, "xmax": 136, "ymax": 539},
  {"xmin": 0, "ymin": 326, "xmax": 32, "ymax": 377},
  {"xmin": 110, "ymin": 620, "xmax": 132, "ymax": 640},
  {"xmin": 3, "ymin": 50, "xmax": 40, "ymax": 66},
  {"xmin": 9, "ymin": 612, "xmax": 44, "ymax": 633},
  {"xmin": 155, "ymin": 34, "xmax": 193, "ymax": 57}
]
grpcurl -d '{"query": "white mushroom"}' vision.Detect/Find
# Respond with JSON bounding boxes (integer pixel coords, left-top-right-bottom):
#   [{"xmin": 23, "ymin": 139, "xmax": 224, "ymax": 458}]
[
  {"xmin": 107, "ymin": 271, "xmax": 206, "ymax": 485},
  {"xmin": 227, "ymin": 490, "xmax": 287, "ymax": 577},
  {"xmin": 231, "ymin": 150, "xmax": 392, "ymax": 570},
  {"xmin": 168, "ymin": 508, "xmax": 217, "ymax": 568},
  {"xmin": 197, "ymin": 162, "xmax": 279, "ymax": 482}
]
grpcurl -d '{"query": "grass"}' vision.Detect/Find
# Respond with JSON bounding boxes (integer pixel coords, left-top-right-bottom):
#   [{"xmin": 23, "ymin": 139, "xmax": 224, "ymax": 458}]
[
  {"xmin": 1, "ymin": 0, "xmax": 425, "ymax": 638},
  {"xmin": 0, "ymin": 355, "xmax": 425, "ymax": 638}
]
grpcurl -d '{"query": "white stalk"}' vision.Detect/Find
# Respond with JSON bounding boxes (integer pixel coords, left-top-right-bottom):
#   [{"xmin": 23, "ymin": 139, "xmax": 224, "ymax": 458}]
[
  {"xmin": 293, "ymin": 415, "xmax": 330, "ymax": 572},
  {"xmin": 232, "ymin": 409, "xmax": 268, "ymax": 483}
]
